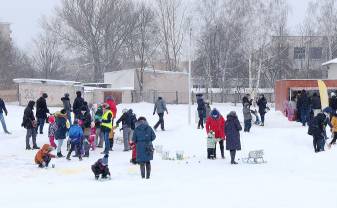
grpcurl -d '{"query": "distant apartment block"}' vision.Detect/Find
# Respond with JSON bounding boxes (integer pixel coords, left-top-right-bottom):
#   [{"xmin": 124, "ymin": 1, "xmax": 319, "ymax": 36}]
[{"xmin": 0, "ymin": 22, "xmax": 11, "ymax": 42}]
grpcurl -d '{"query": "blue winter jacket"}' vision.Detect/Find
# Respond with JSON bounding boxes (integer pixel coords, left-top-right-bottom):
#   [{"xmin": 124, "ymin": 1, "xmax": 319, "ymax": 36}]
[
  {"xmin": 68, "ymin": 125, "xmax": 84, "ymax": 144},
  {"xmin": 132, "ymin": 121, "xmax": 156, "ymax": 162}
]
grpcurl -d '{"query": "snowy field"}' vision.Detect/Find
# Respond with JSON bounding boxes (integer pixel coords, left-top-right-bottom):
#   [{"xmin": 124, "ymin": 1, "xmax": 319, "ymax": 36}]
[{"xmin": 1, "ymin": 103, "xmax": 337, "ymax": 208}]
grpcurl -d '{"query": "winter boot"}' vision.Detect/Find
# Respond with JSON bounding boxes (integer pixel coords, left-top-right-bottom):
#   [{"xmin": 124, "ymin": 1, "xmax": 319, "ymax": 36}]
[
  {"xmin": 57, "ymin": 152, "xmax": 64, "ymax": 158},
  {"xmin": 140, "ymin": 163, "xmax": 146, "ymax": 179},
  {"xmin": 145, "ymin": 162, "xmax": 151, "ymax": 179},
  {"xmin": 26, "ymin": 145, "xmax": 32, "ymax": 150},
  {"xmin": 33, "ymin": 145, "xmax": 40, "ymax": 150}
]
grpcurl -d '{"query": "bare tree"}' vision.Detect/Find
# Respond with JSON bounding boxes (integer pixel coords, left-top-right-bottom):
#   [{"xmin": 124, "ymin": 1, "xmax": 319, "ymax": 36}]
[
  {"xmin": 32, "ymin": 28, "xmax": 64, "ymax": 79},
  {"xmin": 45, "ymin": 0, "xmax": 138, "ymax": 82},
  {"xmin": 127, "ymin": 3, "xmax": 159, "ymax": 93},
  {"xmin": 155, "ymin": 0, "xmax": 186, "ymax": 71}
]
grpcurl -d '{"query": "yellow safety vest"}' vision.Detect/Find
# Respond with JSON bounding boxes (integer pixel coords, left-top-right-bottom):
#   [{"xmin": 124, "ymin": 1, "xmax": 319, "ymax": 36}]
[{"xmin": 101, "ymin": 110, "xmax": 113, "ymax": 129}]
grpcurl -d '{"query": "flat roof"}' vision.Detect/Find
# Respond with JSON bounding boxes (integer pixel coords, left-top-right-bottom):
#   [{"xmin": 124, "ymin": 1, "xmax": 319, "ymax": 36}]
[
  {"xmin": 105, "ymin": 68, "xmax": 188, "ymax": 75},
  {"xmin": 13, "ymin": 78, "xmax": 81, "ymax": 86},
  {"xmin": 322, "ymin": 58, "xmax": 337, "ymax": 66}
]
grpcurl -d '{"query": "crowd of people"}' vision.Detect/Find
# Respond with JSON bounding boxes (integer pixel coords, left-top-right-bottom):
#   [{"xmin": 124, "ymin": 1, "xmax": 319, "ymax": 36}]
[{"xmin": 18, "ymin": 91, "xmax": 157, "ymax": 179}]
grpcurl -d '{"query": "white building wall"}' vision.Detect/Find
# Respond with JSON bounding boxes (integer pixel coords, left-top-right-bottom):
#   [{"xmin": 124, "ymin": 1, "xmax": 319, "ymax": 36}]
[
  {"xmin": 328, "ymin": 64, "xmax": 337, "ymax": 79},
  {"xmin": 18, "ymin": 83, "xmax": 82, "ymax": 107},
  {"xmin": 104, "ymin": 69, "xmax": 135, "ymax": 89}
]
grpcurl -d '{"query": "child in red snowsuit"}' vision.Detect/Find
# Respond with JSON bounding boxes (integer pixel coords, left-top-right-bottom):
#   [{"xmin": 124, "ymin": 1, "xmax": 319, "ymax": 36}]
[
  {"xmin": 48, "ymin": 115, "xmax": 57, "ymax": 148},
  {"xmin": 130, "ymin": 141, "xmax": 137, "ymax": 164}
]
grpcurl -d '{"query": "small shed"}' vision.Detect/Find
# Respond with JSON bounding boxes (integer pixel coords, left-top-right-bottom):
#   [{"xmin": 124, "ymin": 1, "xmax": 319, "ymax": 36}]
[
  {"xmin": 274, "ymin": 79, "xmax": 337, "ymax": 112},
  {"xmin": 323, "ymin": 58, "xmax": 337, "ymax": 79},
  {"xmin": 13, "ymin": 78, "xmax": 82, "ymax": 107},
  {"xmin": 104, "ymin": 68, "xmax": 189, "ymax": 104}
]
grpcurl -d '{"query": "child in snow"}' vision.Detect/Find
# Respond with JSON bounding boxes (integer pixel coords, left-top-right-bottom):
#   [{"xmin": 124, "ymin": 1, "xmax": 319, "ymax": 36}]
[
  {"xmin": 329, "ymin": 112, "xmax": 337, "ymax": 148},
  {"xmin": 35, "ymin": 144, "xmax": 55, "ymax": 168},
  {"xmin": 129, "ymin": 140, "xmax": 137, "ymax": 164},
  {"xmin": 91, "ymin": 154, "xmax": 111, "ymax": 180},
  {"xmin": 66, "ymin": 119, "xmax": 84, "ymax": 161},
  {"xmin": 251, "ymin": 109, "xmax": 261, "ymax": 125},
  {"xmin": 89, "ymin": 122, "xmax": 96, "ymax": 150},
  {"xmin": 207, "ymin": 131, "xmax": 220, "ymax": 159},
  {"xmin": 48, "ymin": 115, "xmax": 58, "ymax": 148}
]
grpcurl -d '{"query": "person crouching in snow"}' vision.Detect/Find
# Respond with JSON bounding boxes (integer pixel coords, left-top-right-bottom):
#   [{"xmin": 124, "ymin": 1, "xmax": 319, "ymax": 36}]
[
  {"xmin": 66, "ymin": 119, "xmax": 84, "ymax": 161},
  {"xmin": 132, "ymin": 117, "xmax": 156, "ymax": 179},
  {"xmin": 48, "ymin": 115, "xmax": 58, "ymax": 148},
  {"xmin": 225, "ymin": 111, "xmax": 242, "ymax": 165},
  {"xmin": 91, "ymin": 154, "xmax": 110, "ymax": 180},
  {"xmin": 35, "ymin": 144, "xmax": 55, "ymax": 168},
  {"xmin": 205, "ymin": 109, "xmax": 225, "ymax": 159},
  {"xmin": 207, "ymin": 131, "xmax": 220, "ymax": 159}
]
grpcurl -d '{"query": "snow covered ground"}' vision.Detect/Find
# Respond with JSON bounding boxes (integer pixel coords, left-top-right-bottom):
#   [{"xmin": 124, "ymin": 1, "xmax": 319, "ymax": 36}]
[{"xmin": 1, "ymin": 103, "xmax": 337, "ymax": 208}]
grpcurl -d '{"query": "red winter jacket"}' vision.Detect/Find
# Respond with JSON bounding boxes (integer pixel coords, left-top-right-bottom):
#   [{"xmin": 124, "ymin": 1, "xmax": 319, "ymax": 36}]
[
  {"xmin": 206, "ymin": 116, "xmax": 226, "ymax": 140},
  {"xmin": 106, "ymin": 99, "xmax": 117, "ymax": 118}
]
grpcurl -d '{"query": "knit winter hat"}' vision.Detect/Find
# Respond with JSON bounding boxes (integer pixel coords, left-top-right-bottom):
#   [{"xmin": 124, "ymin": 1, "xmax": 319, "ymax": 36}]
[
  {"xmin": 102, "ymin": 154, "xmax": 109, "ymax": 166},
  {"xmin": 42, "ymin": 93, "xmax": 48, "ymax": 99},
  {"xmin": 48, "ymin": 115, "xmax": 55, "ymax": 123},
  {"xmin": 211, "ymin": 109, "xmax": 220, "ymax": 119}
]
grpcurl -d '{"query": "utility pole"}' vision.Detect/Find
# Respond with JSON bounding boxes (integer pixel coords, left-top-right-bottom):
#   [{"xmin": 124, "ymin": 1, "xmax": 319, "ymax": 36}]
[{"xmin": 188, "ymin": 27, "xmax": 192, "ymax": 125}]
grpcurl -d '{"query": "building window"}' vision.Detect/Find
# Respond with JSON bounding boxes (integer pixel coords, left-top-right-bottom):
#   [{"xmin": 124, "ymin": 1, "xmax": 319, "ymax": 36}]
[
  {"xmin": 279, "ymin": 47, "xmax": 289, "ymax": 59},
  {"xmin": 309, "ymin": 47, "xmax": 322, "ymax": 59},
  {"xmin": 294, "ymin": 47, "xmax": 305, "ymax": 59}
]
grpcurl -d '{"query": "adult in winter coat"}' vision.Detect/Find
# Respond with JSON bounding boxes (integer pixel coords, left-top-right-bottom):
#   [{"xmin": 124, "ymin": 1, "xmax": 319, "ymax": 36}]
[
  {"xmin": 73, "ymin": 91, "xmax": 85, "ymax": 119},
  {"xmin": 204, "ymin": 101, "xmax": 211, "ymax": 122},
  {"xmin": 311, "ymin": 93, "xmax": 321, "ymax": 117},
  {"xmin": 61, "ymin": 93, "xmax": 72, "ymax": 125},
  {"xmin": 94, "ymin": 105, "xmax": 104, "ymax": 148},
  {"xmin": 22, "ymin": 100, "xmax": 39, "ymax": 150},
  {"xmin": 257, "ymin": 94, "xmax": 268, "ymax": 126},
  {"xmin": 106, "ymin": 96, "xmax": 117, "ymax": 121},
  {"xmin": 101, "ymin": 105, "xmax": 113, "ymax": 155},
  {"xmin": 79, "ymin": 105, "xmax": 92, "ymax": 156},
  {"xmin": 116, "ymin": 109, "xmax": 137, "ymax": 151},
  {"xmin": 55, "ymin": 109, "xmax": 68, "ymax": 157},
  {"xmin": 205, "ymin": 109, "xmax": 226, "ymax": 158},
  {"xmin": 153, "ymin": 97, "xmax": 168, "ymax": 131},
  {"xmin": 329, "ymin": 92, "xmax": 337, "ymax": 112},
  {"xmin": 132, "ymin": 117, "xmax": 156, "ymax": 179},
  {"xmin": 196, "ymin": 94, "xmax": 206, "ymax": 129},
  {"xmin": 0, "ymin": 98, "xmax": 10, "ymax": 134},
  {"xmin": 225, "ymin": 111, "xmax": 242, "ymax": 164},
  {"xmin": 308, "ymin": 112, "xmax": 327, "ymax": 153},
  {"xmin": 243, "ymin": 102, "xmax": 252, "ymax": 132},
  {"xmin": 242, "ymin": 94, "xmax": 253, "ymax": 107},
  {"xmin": 36, "ymin": 93, "xmax": 50, "ymax": 134},
  {"xmin": 297, "ymin": 90, "xmax": 311, "ymax": 126}
]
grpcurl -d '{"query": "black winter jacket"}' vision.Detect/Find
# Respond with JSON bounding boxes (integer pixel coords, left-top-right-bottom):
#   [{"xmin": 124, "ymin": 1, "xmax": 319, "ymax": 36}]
[
  {"xmin": 311, "ymin": 95, "xmax": 321, "ymax": 110},
  {"xmin": 61, "ymin": 96, "xmax": 72, "ymax": 112},
  {"xmin": 22, "ymin": 101, "xmax": 36, "ymax": 129},
  {"xmin": 0, "ymin": 98, "xmax": 7, "ymax": 114},
  {"xmin": 36, "ymin": 97, "xmax": 49, "ymax": 119},
  {"xmin": 73, "ymin": 96, "xmax": 85, "ymax": 117}
]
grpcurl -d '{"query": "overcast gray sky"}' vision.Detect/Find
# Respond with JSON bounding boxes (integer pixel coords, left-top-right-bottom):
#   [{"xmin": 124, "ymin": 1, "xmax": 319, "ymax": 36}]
[{"xmin": 0, "ymin": 0, "xmax": 311, "ymax": 49}]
